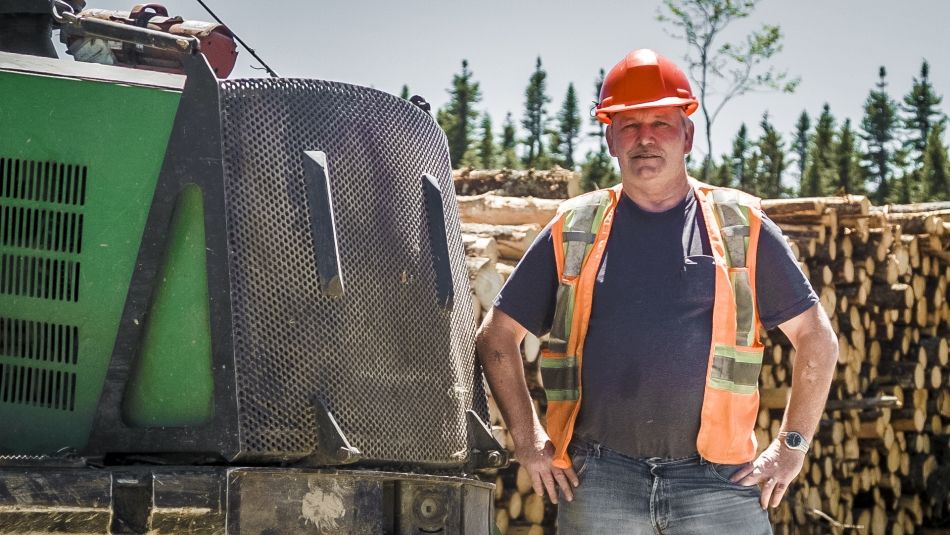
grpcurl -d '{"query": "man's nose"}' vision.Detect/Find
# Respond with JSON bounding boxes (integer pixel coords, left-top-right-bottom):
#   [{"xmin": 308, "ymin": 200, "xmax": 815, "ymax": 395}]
[{"xmin": 637, "ymin": 128, "xmax": 656, "ymax": 146}]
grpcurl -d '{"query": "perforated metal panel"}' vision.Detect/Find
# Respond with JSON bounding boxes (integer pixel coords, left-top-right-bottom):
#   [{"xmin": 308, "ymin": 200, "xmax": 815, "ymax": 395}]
[{"xmin": 219, "ymin": 79, "xmax": 480, "ymax": 465}]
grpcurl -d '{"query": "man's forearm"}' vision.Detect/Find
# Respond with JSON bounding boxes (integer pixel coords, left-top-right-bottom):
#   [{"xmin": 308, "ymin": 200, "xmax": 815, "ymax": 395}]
[
  {"xmin": 780, "ymin": 324, "xmax": 838, "ymax": 441},
  {"xmin": 476, "ymin": 321, "xmax": 544, "ymax": 447}
]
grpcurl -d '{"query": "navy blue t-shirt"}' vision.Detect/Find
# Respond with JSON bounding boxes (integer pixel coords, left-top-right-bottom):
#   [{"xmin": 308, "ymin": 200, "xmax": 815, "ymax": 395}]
[{"xmin": 493, "ymin": 189, "xmax": 817, "ymax": 459}]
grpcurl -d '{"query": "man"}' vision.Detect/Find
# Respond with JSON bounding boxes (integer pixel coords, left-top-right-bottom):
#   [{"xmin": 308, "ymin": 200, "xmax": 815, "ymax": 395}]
[{"xmin": 476, "ymin": 49, "xmax": 838, "ymax": 534}]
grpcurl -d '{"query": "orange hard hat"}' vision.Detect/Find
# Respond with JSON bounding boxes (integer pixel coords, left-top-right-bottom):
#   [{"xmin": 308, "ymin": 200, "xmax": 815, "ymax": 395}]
[{"xmin": 595, "ymin": 49, "xmax": 698, "ymax": 124}]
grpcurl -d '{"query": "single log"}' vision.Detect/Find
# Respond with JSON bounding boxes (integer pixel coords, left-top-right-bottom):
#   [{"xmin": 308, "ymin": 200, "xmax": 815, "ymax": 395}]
[
  {"xmin": 872, "ymin": 254, "xmax": 899, "ymax": 285},
  {"xmin": 506, "ymin": 489, "xmax": 522, "ymax": 519},
  {"xmin": 761, "ymin": 197, "xmax": 827, "ymax": 219},
  {"xmin": 523, "ymin": 333, "xmax": 541, "ymax": 364},
  {"xmin": 891, "ymin": 407, "xmax": 926, "ymax": 433},
  {"xmin": 919, "ymin": 336, "xmax": 949, "ymax": 366},
  {"xmin": 468, "ymin": 256, "xmax": 504, "ymax": 312},
  {"xmin": 825, "ymin": 194, "xmax": 872, "ymax": 218},
  {"xmin": 516, "ymin": 465, "xmax": 533, "ymax": 495},
  {"xmin": 868, "ymin": 283, "xmax": 913, "ymax": 309},
  {"xmin": 495, "ymin": 509, "xmax": 510, "ymax": 534},
  {"xmin": 885, "ymin": 201, "xmax": 950, "ymax": 214},
  {"xmin": 522, "ymin": 493, "xmax": 545, "ymax": 524},
  {"xmin": 824, "ymin": 395, "xmax": 901, "ymax": 412},
  {"xmin": 453, "ymin": 166, "xmax": 578, "ymax": 199},
  {"xmin": 462, "ymin": 234, "xmax": 499, "ymax": 264},
  {"xmin": 461, "ymin": 222, "xmax": 541, "ymax": 261},
  {"xmin": 760, "ymin": 387, "xmax": 789, "ymax": 410},
  {"xmin": 886, "ymin": 210, "xmax": 948, "ymax": 235},
  {"xmin": 506, "ymin": 525, "xmax": 544, "ymax": 535},
  {"xmin": 456, "ymin": 194, "xmax": 561, "ymax": 227},
  {"xmin": 496, "ymin": 262, "xmax": 515, "ymax": 282}
]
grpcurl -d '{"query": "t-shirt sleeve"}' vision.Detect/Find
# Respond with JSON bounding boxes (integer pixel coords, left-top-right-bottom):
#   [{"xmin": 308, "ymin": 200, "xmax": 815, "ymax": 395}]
[
  {"xmin": 755, "ymin": 212, "xmax": 820, "ymax": 330},
  {"xmin": 492, "ymin": 224, "xmax": 559, "ymax": 337}
]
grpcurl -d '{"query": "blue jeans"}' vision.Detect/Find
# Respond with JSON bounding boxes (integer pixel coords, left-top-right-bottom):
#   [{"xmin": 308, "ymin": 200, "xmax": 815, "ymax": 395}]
[{"xmin": 557, "ymin": 438, "xmax": 772, "ymax": 534}]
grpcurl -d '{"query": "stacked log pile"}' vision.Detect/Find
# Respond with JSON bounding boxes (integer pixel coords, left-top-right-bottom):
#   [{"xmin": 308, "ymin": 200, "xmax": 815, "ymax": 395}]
[{"xmin": 460, "ymin": 180, "xmax": 949, "ymax": 535}]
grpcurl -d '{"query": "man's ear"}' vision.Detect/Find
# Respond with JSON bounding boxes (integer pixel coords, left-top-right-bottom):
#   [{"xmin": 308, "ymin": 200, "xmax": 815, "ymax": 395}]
[
  {"xmin": 684, "ymin": 119, "xmax": 695, "ymax": 155},
  {"xmin": 606, "ymin": 124, "xmax": 616, "ymax": 157}
]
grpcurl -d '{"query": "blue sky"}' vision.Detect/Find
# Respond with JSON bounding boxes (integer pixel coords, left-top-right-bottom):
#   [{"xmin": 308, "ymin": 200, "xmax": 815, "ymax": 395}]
[{"xmin": 62, "ymin": 1, "xmax": 950, "ymax": 174}]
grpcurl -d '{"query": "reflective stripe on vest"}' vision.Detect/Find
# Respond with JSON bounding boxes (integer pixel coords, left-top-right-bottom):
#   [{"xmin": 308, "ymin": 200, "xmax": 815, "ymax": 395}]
[{"xmin": 541, "ymin": 180, "xmax": 764, "ymax": 469}]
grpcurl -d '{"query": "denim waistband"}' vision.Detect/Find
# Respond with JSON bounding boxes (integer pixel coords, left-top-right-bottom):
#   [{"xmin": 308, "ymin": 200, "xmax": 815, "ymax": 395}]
[{"xmin": 571, "ymin": 435, "xmax": 706, "ymax": 466}]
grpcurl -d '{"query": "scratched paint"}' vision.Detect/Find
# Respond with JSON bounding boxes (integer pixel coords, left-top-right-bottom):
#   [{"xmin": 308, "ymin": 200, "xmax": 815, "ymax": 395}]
[{"xmin": 300, "ymin": 480, "xmax": 346, "ymax": 531}]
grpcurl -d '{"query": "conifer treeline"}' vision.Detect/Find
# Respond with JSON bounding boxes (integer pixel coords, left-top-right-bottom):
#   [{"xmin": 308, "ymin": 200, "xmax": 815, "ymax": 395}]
[{"xmin": 416, "ymin": 58, "xmax": 949, "ymax": 201}]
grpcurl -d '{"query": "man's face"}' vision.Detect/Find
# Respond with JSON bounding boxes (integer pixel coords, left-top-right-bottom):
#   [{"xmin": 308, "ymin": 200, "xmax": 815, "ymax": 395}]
[{"xmin": 605, "ymin": 107, "xmax": 694, "ymax": 183}]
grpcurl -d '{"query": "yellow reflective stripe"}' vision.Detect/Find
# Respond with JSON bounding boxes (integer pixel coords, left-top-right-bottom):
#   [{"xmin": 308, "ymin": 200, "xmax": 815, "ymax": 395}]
[
  {"xmin": 709, "ymin": 378, "xmax": 758, "ymax": 395},
  {"xmin": 540, "ymin": 356, "xmax": 578, "ymax": 393},
  {"xmin": 545, "ymin": 389, "xmax": 580, "ymax": 401},
  {"xmin": 549, "ymin": 284, "xmax": 575, "ymax": 346},
  {"xmin": 730, "ymin": 269, "xmax": 756, "ymax": 347},
  {"xmin": 713, "ymin": 345, "xmax": 764, "ymax": 363},
  {"xmin": 709, "ymin": 344, "xmax": 763, "ymax": 394},
  {"xmin": 540, "ymin": 356, "xmax": 577, "ymax": 368}
]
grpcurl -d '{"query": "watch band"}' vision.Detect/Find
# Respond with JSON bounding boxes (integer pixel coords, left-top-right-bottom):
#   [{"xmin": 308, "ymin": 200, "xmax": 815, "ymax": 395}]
[{"xmin": 779, "ymin": 431, "xmax": 810, "ymax": 454}]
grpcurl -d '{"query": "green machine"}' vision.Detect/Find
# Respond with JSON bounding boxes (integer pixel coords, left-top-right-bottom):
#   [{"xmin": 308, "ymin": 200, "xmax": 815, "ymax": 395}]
[{"xmin": 0, "ymin": 3, "xmax": 505, "ymax": 533}]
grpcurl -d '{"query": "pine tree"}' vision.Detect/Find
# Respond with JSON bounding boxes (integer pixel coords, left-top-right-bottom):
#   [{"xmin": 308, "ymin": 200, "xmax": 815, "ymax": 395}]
[
  {"xmin": 901, "ymin": 60, "xmax": 945, "ymax": 165},
  {"xmin": 893, "ymin": 148, "xmax": 919, "ymax": 203},
  {"xmin": 744, "ymin": 148, "xmax": 762, "ymax": 196},
  {"xmin": 713, "ymin": 157, "xmax": 732, "ymax": 187},
  {"xmin": 521, "ymin": 56, "xmax": 550, "ymax": 169},
  {"xmin": 399, "ymin": 85, "xmax": 410, "ymax": 100},
  {"xmin": 922, "ymin": 119, "xmax": 950, "ymax": 200},
  {"xmin": 581, "ymin": 68, "xmax": 618, "ymax": 191},
  {"xmin": 860, "ymin": 67, "xmax": 900, "ymax": 204},
  {"xmin": 791, "ymin": 111, "xmax": 810, "ymax": 186},
  {"xmin": 803, "ymin": 104, "xmax": 835, "ymax": 196},
  {"xmin": 478, "ymin": 113, "xmax": 496, "ymax": 169},
  {"xmin": 834, "ymin": 118, "xmax": 861, "ymax": 194},
  {"xmin": 729, "ymin": 123, "xmax": 751, "ymax": 191},
  {"xmin": 553, "ymin": 83, "xmax": 582, "ymax": 169},
  {"xmin": 436, "ymin": 59, "xmax": 482, "ymax": 169},
  {"xmin": 500, "ymin": 112, "xmax": 520, "ymax": 169},
  {"xmin": 756, "ymin": 112, "xmax": 786, "ymax": 198}
]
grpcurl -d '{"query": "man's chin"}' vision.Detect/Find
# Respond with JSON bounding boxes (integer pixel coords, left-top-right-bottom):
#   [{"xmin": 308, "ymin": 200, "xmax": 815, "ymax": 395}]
[{"xmin": 628, "ymin": 164, "xmax": 665, "ymax": 180}]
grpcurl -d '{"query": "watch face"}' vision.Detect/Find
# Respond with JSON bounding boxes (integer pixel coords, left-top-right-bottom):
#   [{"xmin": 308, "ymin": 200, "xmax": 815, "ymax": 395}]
[{"xmin": 785, "ymin": 433, "xmax": 803, "ymax": 448}]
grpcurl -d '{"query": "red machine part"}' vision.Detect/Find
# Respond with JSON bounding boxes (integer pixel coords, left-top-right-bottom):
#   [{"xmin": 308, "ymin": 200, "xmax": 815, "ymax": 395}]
[{"xmin": 66, "ymin": 4, "xmax": 238, "ymax": 77}]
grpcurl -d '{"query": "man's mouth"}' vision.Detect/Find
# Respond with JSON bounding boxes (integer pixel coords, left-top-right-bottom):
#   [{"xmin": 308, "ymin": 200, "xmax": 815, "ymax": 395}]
[{"xmin": 633, "ymin": 154, "xmax": 661, "ymax": 160}]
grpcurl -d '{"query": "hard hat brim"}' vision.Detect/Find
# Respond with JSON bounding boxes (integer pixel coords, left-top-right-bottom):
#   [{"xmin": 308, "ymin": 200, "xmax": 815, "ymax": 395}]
[{"xmin": 595, "ymin": 97, "xmax": 699, "ymax": 125}]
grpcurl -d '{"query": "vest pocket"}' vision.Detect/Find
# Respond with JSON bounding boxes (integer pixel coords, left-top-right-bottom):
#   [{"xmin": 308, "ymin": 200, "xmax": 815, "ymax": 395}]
[{"xmin": 709, "ymin": 344, "xmax": 764, "ymax": 395}]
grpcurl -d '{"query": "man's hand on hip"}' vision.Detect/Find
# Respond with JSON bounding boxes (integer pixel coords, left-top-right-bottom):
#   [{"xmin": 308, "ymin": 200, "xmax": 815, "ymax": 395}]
[
  {"xmin": 731, "ymin": 438, "xmax": 805, "ymax": 509},
  {"xmin": 515, "ymin": 430, "xmax": 579, "ymax": 504}
]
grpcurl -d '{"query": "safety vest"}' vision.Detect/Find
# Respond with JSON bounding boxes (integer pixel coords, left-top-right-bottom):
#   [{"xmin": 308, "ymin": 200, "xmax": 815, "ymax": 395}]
[{"xmin": 540, "ymin": 179, "xmax": 765, "ymax": 469}]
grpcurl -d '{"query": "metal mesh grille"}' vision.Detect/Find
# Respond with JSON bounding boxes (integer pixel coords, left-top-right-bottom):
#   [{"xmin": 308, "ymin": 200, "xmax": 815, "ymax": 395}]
[{"xmin": 219, "ymin": 79, "xmax": 479, "ymax": 465}]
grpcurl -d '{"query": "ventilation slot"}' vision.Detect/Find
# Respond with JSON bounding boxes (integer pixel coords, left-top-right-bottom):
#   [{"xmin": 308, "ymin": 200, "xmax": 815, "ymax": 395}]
[
  {"xmin": 0, "ymin": 205, "xmax": 83, "ymax": 254},
  {"xmin": 0, "ymin": 362, "xmax": 76, "ymax": 411},
  {"xmin": 0, "ymin": 158, "xmax": 87, "ymax": 206},
  {"xmin": 0, "ymin": 317, "xmax": 79, "ymax": 364},
  {"xmin": 0, "ymin": 254, "xmax": 80, "ymax": 301}
]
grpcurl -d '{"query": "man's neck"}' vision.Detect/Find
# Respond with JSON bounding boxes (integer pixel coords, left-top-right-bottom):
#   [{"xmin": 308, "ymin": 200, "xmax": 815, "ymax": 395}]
[{"xmin": 621, "ymin": 173, "xmax": 691, "ymax": 213}]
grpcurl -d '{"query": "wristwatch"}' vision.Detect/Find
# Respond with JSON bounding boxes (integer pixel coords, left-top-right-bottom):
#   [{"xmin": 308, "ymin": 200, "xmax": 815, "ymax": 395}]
[{"xmin": 779, "ymin": 431, "xmax": 810, "ymax": 454}]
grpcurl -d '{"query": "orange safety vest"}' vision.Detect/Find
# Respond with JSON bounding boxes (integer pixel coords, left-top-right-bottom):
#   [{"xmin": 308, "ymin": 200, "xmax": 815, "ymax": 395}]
[{"xmin": 541, "ymin": 179, "xmax": 765, "ymax": 469}]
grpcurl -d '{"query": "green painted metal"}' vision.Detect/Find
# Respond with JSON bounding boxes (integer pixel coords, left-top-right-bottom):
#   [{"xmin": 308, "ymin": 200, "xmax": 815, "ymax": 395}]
[
  {"xmin": 123, "ymin": 183, "xmax": 213, "ymax": 427},
  {"xmin": 0, "ymin": 66, "xmax": 181, "ymax": 453}
]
